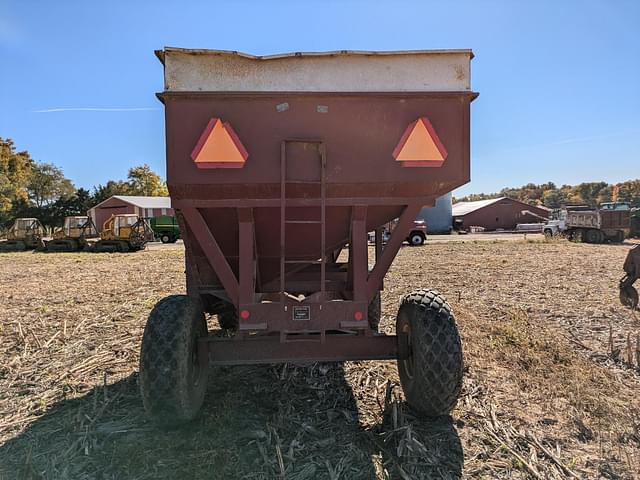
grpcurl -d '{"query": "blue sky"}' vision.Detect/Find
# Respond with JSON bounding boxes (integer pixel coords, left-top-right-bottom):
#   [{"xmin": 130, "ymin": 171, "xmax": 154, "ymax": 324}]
[{"xmin": 1, "ymin": 0, "xmax": 638, "ymax": 196}]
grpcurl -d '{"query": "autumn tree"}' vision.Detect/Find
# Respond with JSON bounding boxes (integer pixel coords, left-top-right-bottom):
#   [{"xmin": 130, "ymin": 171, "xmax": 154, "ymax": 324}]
[
  {"xmin": 615, "ymin": 179, "xmax": 640, "ymax": 205},
  {"xmin": 27, "ymin": 162, "xmax": 75, "ymax": 208},
  {"xmin": 455, "ymin": 179, "xmax": 640, "ymax": 209},
  {"xmin": 92, "ymin": 180, "xmax": 132, "ymax": 204},
  {"xmin": 126, "ymin": 164, "xmax": 168, "ymax": 196},
  {"xmin": 0, "ymin": 138, "xmax": 35, "ymax": 223},
  {"xmin": 45, "ymin": 188, "xmax": 94, "ymax": 226}
]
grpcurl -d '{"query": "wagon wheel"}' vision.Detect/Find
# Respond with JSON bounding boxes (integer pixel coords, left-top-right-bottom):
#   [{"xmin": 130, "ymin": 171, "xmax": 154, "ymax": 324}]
[
  {"xmin": 139, "ymin": 295, "xmax": 209, "ymax": 426},
  {"xmin": 396, "ymin": 289, "xmax": 463, "ymax": 417}
]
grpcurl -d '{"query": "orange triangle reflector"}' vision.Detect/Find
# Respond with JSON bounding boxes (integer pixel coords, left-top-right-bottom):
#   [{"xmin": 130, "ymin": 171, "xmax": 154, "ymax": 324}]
[
  {"xmin": 191, "ymin": 118, "xmax": 249, "ymax": 169},
  {"xmin": 392, "ymin": 117, "xmax": 448, "ymax": 167}
]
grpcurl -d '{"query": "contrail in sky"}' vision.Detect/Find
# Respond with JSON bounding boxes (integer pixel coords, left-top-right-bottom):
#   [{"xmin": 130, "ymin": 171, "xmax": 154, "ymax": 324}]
[
  {"xmin": 482, "ymin": 129, "xmax": 640, "ymax": 156},
  {"xmin": 33, "ymin": 107, "xmax": 159, "ymax": 113}
]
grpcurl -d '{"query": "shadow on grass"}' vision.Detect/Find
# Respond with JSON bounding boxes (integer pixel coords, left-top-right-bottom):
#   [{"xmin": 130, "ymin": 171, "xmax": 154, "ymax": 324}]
[{"xmin": 0, "ymin": 364, "xmax": 462, "ymax": 480}]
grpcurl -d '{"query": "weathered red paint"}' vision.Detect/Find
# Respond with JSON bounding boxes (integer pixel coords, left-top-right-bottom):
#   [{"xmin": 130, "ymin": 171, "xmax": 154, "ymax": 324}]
[{"xmin": 160, "ymin": 86, "xmax": 477, "ymax": 364}]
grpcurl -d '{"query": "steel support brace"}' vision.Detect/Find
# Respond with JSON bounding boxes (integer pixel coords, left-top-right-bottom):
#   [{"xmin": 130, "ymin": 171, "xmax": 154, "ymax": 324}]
[
  {"xmin": 238, "ymin": 208, "xmax": 255, "ymax": 306},
  {"xmin": 181, "ymin": 207, "xmax": 240, "ymax": 307},
  {"xmin": 202, "ymin": 333, "xmax": 398, "ymax": 365},
  {"xmin": 366, "ymin": 203, "xmax": 422, "ymax": 300},
  {"xmin": 351, "ymin": 206, "xmax": 368, "ymax": 303}
]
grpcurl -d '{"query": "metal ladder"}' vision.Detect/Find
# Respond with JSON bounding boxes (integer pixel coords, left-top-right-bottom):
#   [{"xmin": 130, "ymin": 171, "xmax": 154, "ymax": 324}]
[{"xmin": 279, "ymin": 140, "xmax": 326, "ymax": 300}]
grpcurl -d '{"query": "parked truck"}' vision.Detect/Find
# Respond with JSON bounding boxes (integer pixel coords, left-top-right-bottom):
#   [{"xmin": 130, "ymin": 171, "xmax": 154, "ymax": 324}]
[
  {"xmin": 368, "ymin": 219, "xmax": 428, "ymax": 246},
  {"xmin": 565, "ymin": 202, "xmax": 630, "ymax": 244},
  {"xmin": 631, "ymin": 209, "xmax": 640, "ymax": 238},
  {"xmin": 539, "ymin": 203, "xmax": 630, "ymax": 243},
  {"xmin": 150, "ymin": 214, "xmax": 180, "ymax": 243}
]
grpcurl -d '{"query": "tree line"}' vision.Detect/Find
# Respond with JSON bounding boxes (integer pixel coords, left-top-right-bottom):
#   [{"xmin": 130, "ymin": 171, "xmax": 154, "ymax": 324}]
[
  {"xmin": 454, "ymin": 180, "xmax": 640, "ymax": 209},
  {"xmin": 0, "ymin": 137, "xmax": 168, "ymax": 229}
]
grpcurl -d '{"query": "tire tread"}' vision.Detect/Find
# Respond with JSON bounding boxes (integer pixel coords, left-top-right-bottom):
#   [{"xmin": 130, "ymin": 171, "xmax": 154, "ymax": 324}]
[{"xmin": 397, "ymin": 289, "xmax": 463, "ymax": 417}]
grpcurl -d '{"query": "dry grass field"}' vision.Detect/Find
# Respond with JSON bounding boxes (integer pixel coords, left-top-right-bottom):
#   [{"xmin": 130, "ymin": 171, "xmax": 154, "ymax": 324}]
[{"xmin": 1, "ymin": 238, "xmax": 639, "ymax": 479}]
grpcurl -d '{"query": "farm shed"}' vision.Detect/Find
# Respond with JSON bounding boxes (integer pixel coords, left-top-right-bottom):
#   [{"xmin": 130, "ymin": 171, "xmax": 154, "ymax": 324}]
[
  {"xmin": 417, "ymin": 192, "xmax": 453, "ymax": 234},
  {"xmin": 88, "ymin": 196, "xmax": 173, "ymax": 232},
  {"xmin": 452, "ymin": 197, "xmax": 549, "ymax": 231}
]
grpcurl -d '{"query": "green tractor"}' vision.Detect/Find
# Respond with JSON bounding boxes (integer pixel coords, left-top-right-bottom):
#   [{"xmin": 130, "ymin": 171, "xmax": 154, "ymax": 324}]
[{"xmin": 150, "ymin": 215, "xmax": 180, "ymax": 243}]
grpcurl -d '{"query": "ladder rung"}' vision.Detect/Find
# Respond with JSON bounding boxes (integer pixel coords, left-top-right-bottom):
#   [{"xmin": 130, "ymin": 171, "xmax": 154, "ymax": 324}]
[
  {"xmin": 285, "ymin": 180, "xmax": 322, "ymax": 185},
  {"xmin": 284, "ymin": 260, "xmax": 322, "ymax": 264},
  {"xmin": 285, "ymin": 220, "xmax": 322, "ymax": 224}
]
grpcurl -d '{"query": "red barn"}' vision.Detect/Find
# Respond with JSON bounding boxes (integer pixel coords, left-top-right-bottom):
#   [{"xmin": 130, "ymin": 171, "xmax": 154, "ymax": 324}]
[
  {"xmin": 89, "ymin": 196, "xmax": 173, "ymax": 232},
  {"xmin": 452, "ymin": 197, "xmax": 549, "ymax": 231}
]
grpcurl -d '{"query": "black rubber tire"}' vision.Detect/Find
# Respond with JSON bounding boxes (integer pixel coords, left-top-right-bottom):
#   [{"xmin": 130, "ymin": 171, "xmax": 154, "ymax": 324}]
[
  {"xmin": 585, "ymin": 229, "xmax": 602, "ymax": 244},
  {"xmin": 161, "ymin": 234, "xmax": 171, "ymax": 244},
  {"xmin": 396, "ymin": 289, "xmax": 463, "ymax": 417},
  {"xmin": 139, "ymin": 295, "xmax": 208, "ymax": 427},
  {"xmin": 543, "ymin": 229, "xmax": 553, "ymax": 239},
  {"xmin": 613, "ymin": 231, "xmax": 625, "ymax": 244},
  {"xmin": 368, "ymin": 291, "xmax": 381, "ymax": 331},
  {"xmin": 409, "ymin": 233, "xmax": 425, "ymax": 246}
]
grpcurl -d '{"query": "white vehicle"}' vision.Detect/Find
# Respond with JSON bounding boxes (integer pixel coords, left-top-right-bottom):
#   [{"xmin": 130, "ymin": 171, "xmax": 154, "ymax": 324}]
[
  {"xmin": 542, "ymin": 213, "xmax": 567, "ymax": 237},
  {"xmin": 521, "ymin": 208, "xmax": 565, "ymax": 237}
]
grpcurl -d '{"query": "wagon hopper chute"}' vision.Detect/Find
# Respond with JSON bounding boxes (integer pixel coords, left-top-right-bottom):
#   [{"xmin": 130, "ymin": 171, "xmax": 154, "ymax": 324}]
[{"xmin": 140, "ymin": 47, "xmax": 478, "ymax": 426}]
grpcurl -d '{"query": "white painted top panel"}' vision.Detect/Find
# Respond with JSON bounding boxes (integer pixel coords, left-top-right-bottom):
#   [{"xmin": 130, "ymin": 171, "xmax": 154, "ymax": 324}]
[{"xmin": 160, "ymin": 48, "xmax": 473, "ymax": 92}]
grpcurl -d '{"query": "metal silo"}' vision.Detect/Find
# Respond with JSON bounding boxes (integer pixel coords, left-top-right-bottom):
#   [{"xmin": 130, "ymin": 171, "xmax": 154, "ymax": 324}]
[{"xmin": 418, "ymin": 192, "xmax": 453, "ymax": 233}]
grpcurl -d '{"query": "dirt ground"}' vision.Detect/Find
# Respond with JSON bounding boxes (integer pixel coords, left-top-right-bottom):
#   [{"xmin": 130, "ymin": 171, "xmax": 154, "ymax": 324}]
[{"xmin": 1, "ymin": 238, "xmax": 639, "ymax": 479}]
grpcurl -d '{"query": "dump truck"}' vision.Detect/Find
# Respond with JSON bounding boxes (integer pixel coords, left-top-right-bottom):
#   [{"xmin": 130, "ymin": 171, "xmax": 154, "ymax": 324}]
[
  {"xmin": 94, "ymin": 214, "xmax": 154, "ymax": 252},
  {"xmin": 631, "ymin": 209, "xmax": 640, "ymax": 238},
  {"xmin": 43, "ymin": 216, "xmax": 98, "ymax": 252},
  {"xmin": 150, "ymin": 214, "xmax": 180, "ymax": 243},
  {"xmin": 620, "ymin": 245, "xmax": 639, "ymax": 309},
  {"xmin": 368, "ymin": 218, "xmax": 428, "ymax": 246},
  {"xmin": 564, "ymin": 202, "xmax": 631, "ymax": 243},
  {"xmin": 0, "ymin": 218, "xmax": 45, "ymax": 252},
  {"xmin": 139, "ymin": 47, "xmax": 477, "ymax": 426}
]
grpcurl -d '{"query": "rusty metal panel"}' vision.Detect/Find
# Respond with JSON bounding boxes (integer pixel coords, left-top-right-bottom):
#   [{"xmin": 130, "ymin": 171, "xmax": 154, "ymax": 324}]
[
  {"xmin": 160, "ymin": 48, "xmax": 473, "ymax": 93},
  {"xmin": 600, "ymin": 210, "xmax": 631, "ymax": 230},
  {"xmin": 202, "ymin": 333, "xmax": 398, "ymax": 365},
  {"xmin": 163, "ymin": 93, "xmax": 473, "ymax": 193},
  {"xmin": 158, "ymin": 48, "xmax": 476, "ymax": 346}
]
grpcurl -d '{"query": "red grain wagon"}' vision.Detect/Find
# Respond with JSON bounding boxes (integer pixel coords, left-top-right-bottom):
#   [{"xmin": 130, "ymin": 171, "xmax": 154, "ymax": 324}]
[{"xmin": 140, "ymin": 47, "xmax": 478, "ymax": 425}]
